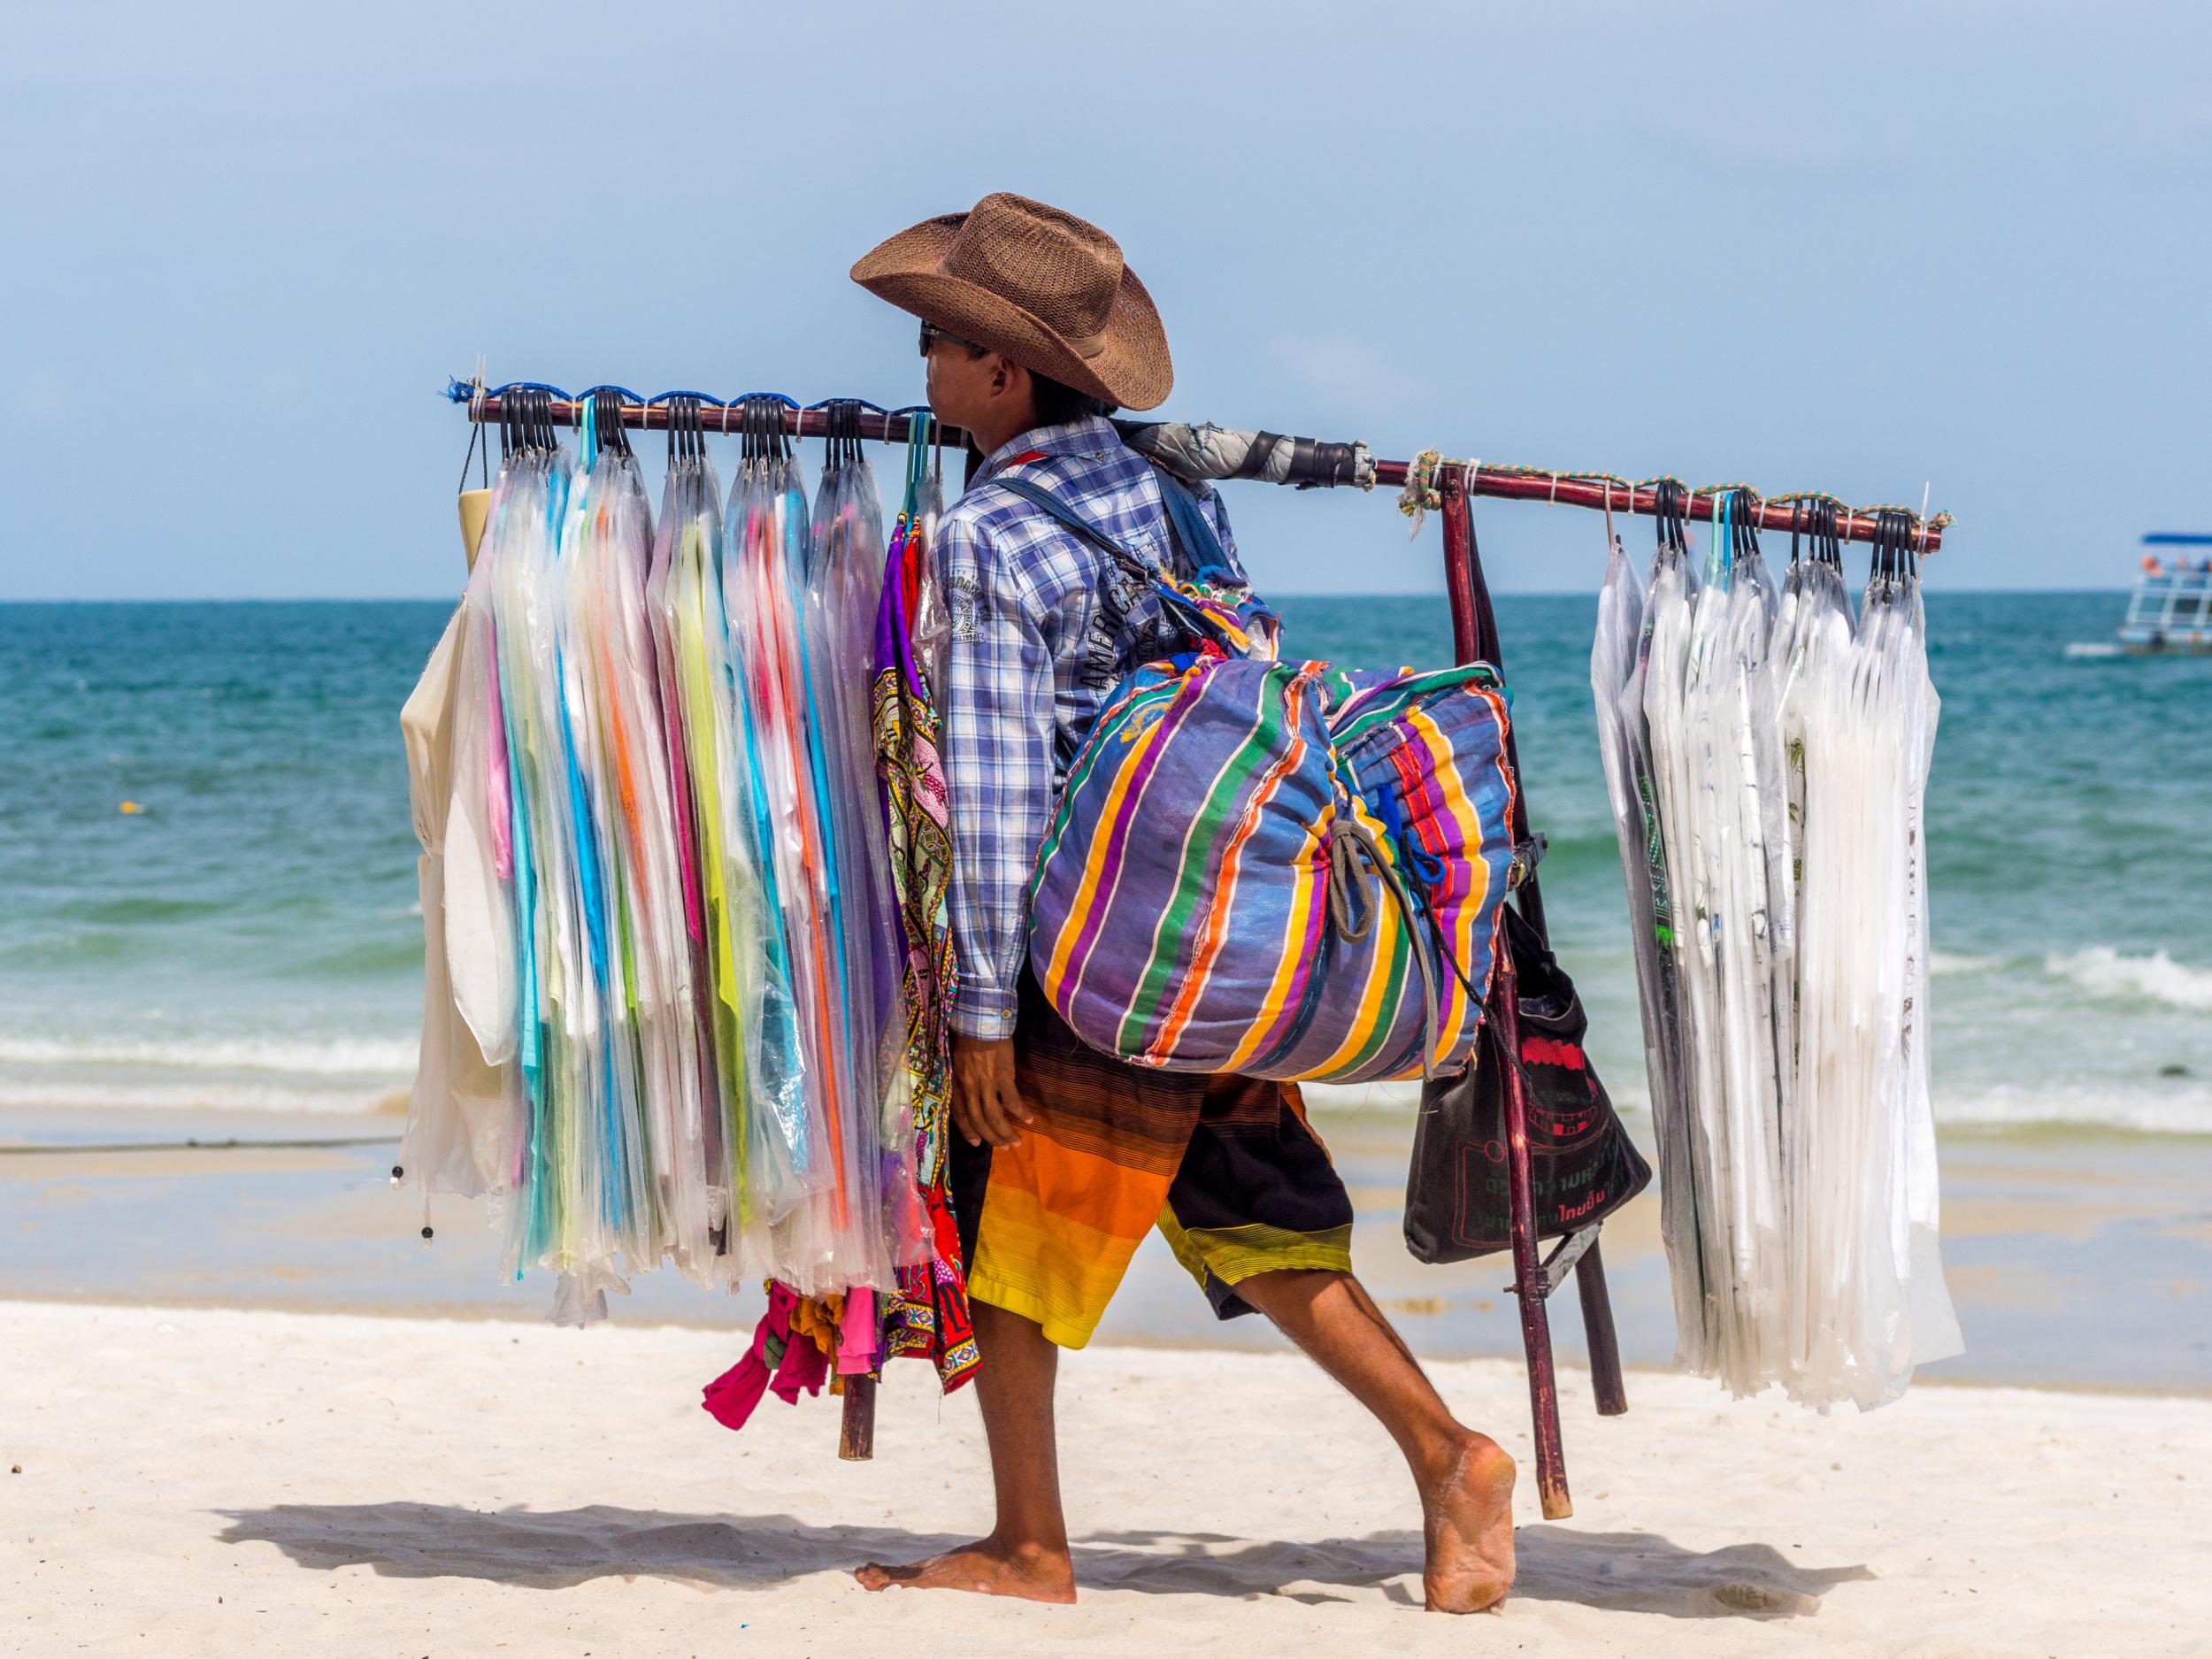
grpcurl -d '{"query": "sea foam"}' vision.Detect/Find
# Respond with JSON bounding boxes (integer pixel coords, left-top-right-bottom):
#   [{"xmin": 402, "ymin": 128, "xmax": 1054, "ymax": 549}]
[
  {"xmin": 0, "ymin": 1033, "xmax": 416, "ymax": 1076},
  {"xmin": 2045, "ymin": 948, "xmax": 2212, "ymax": 1013},
  {"xmin": 0, "ymin": 1079, "xmax": 405, "ymax": 1115}
]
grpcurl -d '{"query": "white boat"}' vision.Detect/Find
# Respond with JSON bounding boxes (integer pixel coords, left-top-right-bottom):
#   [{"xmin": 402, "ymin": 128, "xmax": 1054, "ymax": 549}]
[{"xmin": 2118, "ymin": 535, "xmax": 2212, "ymax": 655}]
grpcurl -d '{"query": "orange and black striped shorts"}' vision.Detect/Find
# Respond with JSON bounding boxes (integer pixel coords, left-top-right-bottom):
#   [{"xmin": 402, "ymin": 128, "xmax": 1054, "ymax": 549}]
[{"xmin": 950, "ymin": 971, "xmax": 1355, "ymax": 1348}]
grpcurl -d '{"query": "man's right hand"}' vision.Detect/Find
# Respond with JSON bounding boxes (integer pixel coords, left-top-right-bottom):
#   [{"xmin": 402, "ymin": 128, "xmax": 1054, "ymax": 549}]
[{"xmin": 951, "ymin": 1034, "xmax": 1034, "ymax": 1149}]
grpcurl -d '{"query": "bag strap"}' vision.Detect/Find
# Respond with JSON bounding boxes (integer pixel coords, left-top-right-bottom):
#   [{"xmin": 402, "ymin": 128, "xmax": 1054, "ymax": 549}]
[
  {"xmin": 987, "ymin": 470, "xmax": 1245, "ymax": 658},
  {"xmin": 1152, "ymin": 467, "xmax": 1240, "ymax": 588},
  {"xmin": 986, "ymin": 472, "xmax": 1156, "ymax": 582}
]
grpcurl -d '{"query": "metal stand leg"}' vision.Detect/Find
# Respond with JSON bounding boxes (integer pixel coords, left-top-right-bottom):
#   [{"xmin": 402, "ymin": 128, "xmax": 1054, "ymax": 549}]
[
  {"xmin": 1493, "ymin": 946, "xmax": 1571, "ymax": 1519},
  {"xmin": 1576, "ymin": 1240, "xmax": 1629, "ymax": 1417}
]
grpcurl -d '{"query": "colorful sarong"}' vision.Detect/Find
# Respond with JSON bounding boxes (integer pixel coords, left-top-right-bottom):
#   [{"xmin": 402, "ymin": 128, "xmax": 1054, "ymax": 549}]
[
  {"xmin": 870, "ymin": 491, "xmax": 979, "ymax": 1391},
  {"xmin": 953, "ymin": 971, "xmax": 1354, "ymax": 1349}
]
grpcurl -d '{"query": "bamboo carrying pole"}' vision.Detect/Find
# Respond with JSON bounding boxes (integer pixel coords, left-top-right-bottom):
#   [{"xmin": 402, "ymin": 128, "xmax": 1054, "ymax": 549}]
[{"xmin": 454, "ymin": 385, "xmax": 1948, "ymax": 553}]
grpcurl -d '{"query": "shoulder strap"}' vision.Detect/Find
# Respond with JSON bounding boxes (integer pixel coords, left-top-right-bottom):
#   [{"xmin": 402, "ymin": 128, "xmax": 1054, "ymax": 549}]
[
  {"xmin": 990, "ymin": 466, "xmax": 1236, "ymax": 587},
  {"xmin": 1151, "ymin": 468, "xmax": 1237, "ymax": 586},
  {"xmin": 986, "ymin": 473, "xmax": 1156, "ymax": 583},
  {"xmin": 987, "ymin": 470, "xmax": 1240, "ymax": 658}
]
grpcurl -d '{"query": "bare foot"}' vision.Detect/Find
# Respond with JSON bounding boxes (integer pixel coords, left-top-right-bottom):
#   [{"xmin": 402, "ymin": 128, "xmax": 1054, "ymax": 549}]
[
  {"xmin": 1418, "ymin": 1432, "xmax": 1517, "ymax": 1613},
  {"xmin": 854, "ymin": 1536, "xmax": 1077, "ymax": 1604}
]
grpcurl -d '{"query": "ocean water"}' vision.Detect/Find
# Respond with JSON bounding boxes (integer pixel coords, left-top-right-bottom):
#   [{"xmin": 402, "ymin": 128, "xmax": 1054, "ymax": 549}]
[{"xmin": 4, "ymin": 589, "xmax": 2208, "ymax": 1133}]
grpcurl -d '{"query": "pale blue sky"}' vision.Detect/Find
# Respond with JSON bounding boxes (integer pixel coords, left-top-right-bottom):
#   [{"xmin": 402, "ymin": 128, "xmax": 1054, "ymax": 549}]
[{"xmin": 4, "ymin": 0, "xmax": 2207, "ymax": 598}]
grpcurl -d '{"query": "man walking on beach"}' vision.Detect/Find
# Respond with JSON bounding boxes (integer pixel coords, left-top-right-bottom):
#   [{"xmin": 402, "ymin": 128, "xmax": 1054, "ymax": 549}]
[{"xmin": 847, "ymin": 194, "xmax": 1517, "ymax": 1614}]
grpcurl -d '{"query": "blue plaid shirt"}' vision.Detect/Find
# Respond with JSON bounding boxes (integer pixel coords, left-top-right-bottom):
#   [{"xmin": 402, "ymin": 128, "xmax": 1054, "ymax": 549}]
[{"xmin": 939, "ymin": 415, "xmax": 1240, "ymax": 1040}]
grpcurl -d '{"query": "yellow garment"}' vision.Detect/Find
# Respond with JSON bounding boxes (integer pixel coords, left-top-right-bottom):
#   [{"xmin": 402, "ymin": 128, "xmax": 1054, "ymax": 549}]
[
  {"xmin": 458, "ymin": 488, "xmax": 491, "ymax": 570},
  {"xmin": 791, "ymin": 1293, "xmax": 845, "ymax": 1357}
]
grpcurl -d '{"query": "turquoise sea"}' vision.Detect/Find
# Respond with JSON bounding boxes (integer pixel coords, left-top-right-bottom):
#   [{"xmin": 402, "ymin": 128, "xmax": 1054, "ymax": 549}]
[{"xmin": 3, "ymin": 589, "xmax": 2208, "ymax": 1134}]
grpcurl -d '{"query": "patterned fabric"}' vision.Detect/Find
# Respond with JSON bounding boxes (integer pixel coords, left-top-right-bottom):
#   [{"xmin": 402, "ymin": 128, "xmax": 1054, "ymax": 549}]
[
  {"xmin": 951, "ymin": 970, "xmax": 1354, "ymax": 1349},
  {"xmin": 872, "ymin": 521, "xmax": 957, "ymax": 1188},
  {"xmin": 870, "ymin": 498, "xmax": 979, "ymax": 1393},
  {"xmin": 884, "ymin": 1184, "xmax": 979, "ymax": 1386},
  {"xmin": 1030, "ymin": 654, "xmax": 1519, "ymax": 1082},
  {"xmin": 937, "ymin": 417, "xmax": 1240, "ymax": 1040}
]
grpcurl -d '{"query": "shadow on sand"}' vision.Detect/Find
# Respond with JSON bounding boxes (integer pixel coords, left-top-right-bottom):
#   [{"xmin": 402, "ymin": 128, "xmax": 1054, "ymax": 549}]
[{"xmin": 217, "ymin": 1503, "xmax": 1869, "ymax": 1618}]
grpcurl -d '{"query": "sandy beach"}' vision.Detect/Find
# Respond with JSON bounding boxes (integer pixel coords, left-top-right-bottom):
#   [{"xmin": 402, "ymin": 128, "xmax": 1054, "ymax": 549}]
[
  {"xmin": 4, "ymin": 1297, "xmax": 2203, "ymax": 1658},
  {"xmin": 10, "ymin": 1101, "xmax": 2209, "ymax": 1653}
]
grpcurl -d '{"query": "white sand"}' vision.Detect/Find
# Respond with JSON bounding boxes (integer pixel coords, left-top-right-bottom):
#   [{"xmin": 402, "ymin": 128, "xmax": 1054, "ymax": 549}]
[{"xmin": 4, "ymin": 1301, "xmax": 2203, "ymax": 1657}]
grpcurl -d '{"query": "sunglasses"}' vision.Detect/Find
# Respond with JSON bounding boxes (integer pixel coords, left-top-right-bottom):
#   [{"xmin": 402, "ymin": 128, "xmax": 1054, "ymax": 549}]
[{"xmin": 918, "ymin": 321, "xmax": 986, "ymax": 359}]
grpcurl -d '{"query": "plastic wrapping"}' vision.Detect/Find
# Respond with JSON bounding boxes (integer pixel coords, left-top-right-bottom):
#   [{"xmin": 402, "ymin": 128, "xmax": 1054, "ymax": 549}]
[
  {"xmin": 1781, "ymin": 545, "xmax": 1962, "ymax": 1408},
  {"xmin": 1598, "ymin": 495, "xmax": 1959, "ymax": 1408},
  {"xmin": 726, "ymin": 434, "xmax": 856, "ymax": 1292},
  {"xmin": 807, "ymin": 419, "xmax": 925, "ymax": 1276},
  {"xmin": 405, "ymin": 398, "xmax": 972, "ymax": 1363},
  {"xmin": 578, "ymin": 441, "xmax": 717, "ymax": 1283},
  {"xmin": 645, "ymin": 431, "xmax": 729, "ymax": 1247},
  {"xmin": 398, "ymin": 589, "xmax": 520, "ymax": 1200},
  {"xmin": 1589, "ymin": 530, "xmax": 1702, "ymax": 1359},
  {"xmin": 702, "ymin": 447, "xmax": 816, "ymax": 1241}
]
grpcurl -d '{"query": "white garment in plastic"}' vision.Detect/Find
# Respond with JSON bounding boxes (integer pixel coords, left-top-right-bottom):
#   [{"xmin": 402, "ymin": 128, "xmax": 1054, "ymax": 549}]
[
  {"xmin": 1594, "ymin": 504, "xmax": 1961, "ymax": 1410},
  {"xmin": 398, "ymin": 603, "xmax": 518, "ymax": 1200}
]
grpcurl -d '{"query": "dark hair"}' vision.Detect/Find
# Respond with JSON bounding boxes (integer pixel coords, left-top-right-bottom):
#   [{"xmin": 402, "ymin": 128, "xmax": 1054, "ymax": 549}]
[
  {"xmin": 964, "ymin": 369, "xmax": 1114, "ymax": 480},
  {"xmin": 1029, "ymin": 370, "xmax": 1116, "ymax": 426}
]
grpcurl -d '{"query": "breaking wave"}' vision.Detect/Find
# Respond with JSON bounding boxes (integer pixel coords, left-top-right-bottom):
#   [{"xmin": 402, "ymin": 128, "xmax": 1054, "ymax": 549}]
[
  {"xmin": 2045, "ymin": 948, "xmax": 2212, "ymax": 1013},
  {"xmin": 0, "ymin": 1033, "xmax": 416, "ymax": 1075}
]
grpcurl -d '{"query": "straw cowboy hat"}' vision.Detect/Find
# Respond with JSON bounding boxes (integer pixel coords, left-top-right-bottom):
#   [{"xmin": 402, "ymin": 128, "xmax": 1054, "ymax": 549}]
[{"xmin": 851, "ymin": 192, "xmax": 1173, "ymax": 411}]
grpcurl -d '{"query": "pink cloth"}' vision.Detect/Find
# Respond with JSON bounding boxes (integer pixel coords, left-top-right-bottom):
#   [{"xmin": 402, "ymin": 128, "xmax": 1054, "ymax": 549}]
[
  {"xmin": 701, "ymin": 1284, "xmax": 830, "ymax": 1432},
  {"xmin": 835, "ymin": 1287, "xmax": 877, "ymax": 1376}
]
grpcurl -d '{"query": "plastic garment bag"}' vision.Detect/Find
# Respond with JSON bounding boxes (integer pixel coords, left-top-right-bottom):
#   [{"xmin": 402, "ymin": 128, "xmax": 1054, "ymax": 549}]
[
  {"xmin": 1639, "ymin": 492, "xmax": 1793, "ymax": 1393},
  {"xmin": 723, "ymin": 412, "xmax": 851, "ymax": 1292},
  {"xmin": 1781, "ymin": 516, "xmax": 1961, "ymax": 1408},
  {"xmin": 557, "ymin": 427, "xmax": 662, "ymax": 1297},
  {"xmin": 657, "ymin": 419, "xmax": 814, "ymax": 1264},
  {"xmin": 1590, "ymin": 524, "xmax": 1705, "ymax": 1364},
  {"xmin": 644, "ymin": 403, "xmax": 730, "ymax": 1254},
  {"xmin": 400, "ymin": 588, "xmax": 518, "ymax": 1200},
  {"xmin": 411, "ymin": 394, "xmax": 959, "ymax": 1340},
  {"xmin": 805, "ymin": 410, "xmax": 926, "ymax": 1279},
  {"xmin": 1596, "ymin": 492, "xmax": 1959, "ymax": 1407},
  {"xmin": 574, "ymin": 423, "xmax": 719, "ymax": 1286}
]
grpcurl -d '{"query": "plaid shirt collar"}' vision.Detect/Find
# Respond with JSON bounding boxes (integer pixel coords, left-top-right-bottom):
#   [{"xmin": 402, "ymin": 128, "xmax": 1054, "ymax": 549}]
[{"xmin": 972, "ymin": 415, "xmax": 1127, "ymax": 482}]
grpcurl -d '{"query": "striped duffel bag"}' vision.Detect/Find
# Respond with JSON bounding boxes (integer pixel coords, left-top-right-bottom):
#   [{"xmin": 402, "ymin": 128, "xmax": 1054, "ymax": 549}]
[{"xmin": 999, "ymin": 474, "xmax": 1519, "ymax": 1085}]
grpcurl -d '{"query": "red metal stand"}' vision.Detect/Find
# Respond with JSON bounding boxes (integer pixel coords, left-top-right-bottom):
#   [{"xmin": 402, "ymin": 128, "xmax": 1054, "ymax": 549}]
[
  {"xmin": 1486, "ymin": 946, "xmax": 1573, "ymax": 1518},
  {"xmin": 1437, "ymin": 477, "xmax": 1637, "ymax": 1517}
]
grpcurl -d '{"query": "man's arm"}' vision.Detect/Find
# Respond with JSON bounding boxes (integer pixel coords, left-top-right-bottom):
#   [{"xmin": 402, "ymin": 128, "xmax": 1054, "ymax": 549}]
[{"xmin": 939, "ymin": 509, "xmax": 1055, "ymax": 1146}]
